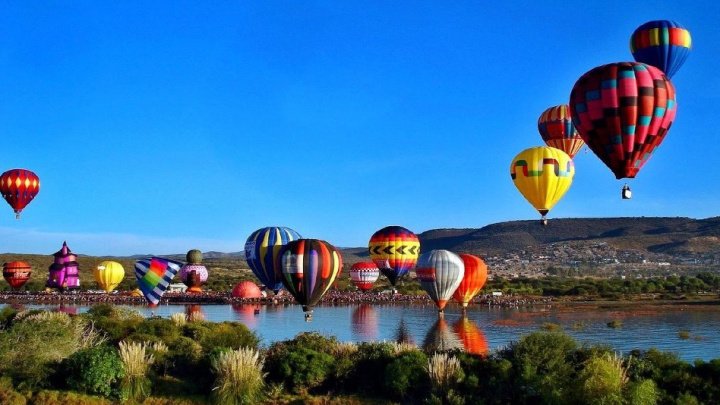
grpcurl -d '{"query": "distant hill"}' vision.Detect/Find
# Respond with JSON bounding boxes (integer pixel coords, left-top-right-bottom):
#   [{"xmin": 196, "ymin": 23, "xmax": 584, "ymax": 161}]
[{"xmin": 415, "ymin": 217, "xmax": 720, "ymax": 257}]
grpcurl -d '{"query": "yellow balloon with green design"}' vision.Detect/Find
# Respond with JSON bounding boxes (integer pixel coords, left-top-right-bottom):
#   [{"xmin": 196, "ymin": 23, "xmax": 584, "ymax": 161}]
[{"xmin": 510, "ymin": 146, "xmax": 574, "ymax": 225}]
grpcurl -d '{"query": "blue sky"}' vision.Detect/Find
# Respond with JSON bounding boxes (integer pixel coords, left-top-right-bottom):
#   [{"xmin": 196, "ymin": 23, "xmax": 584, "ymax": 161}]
[{"xmin": 0, "ymin": 1, "xmax": 718, "ymax": 255}]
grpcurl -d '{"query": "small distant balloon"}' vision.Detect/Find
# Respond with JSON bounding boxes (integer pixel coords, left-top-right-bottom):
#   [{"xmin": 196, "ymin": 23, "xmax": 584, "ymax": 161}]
[
  {"xmin": 349, "ymin": 262, "xmax": 380, "ymax": 291},
  {"xmin": 94, "ymin": 261, "xmax": 125, "ymax": 293},
  {"xmin": 0, "ymin": 169, "xmax": 40, "ymax": 219},
  {"xmin": 232, "ymin": 281, "xmax": 263, "ymax": 299},
  {"xmin": 3, "ymin": 261, "xmax": 32, "ymax": 290},
  {"xmin": 368, "ymin": 226, "xmax": 420, "ymax": 287},
  {"xmin": 538, "ymin": 105, "xmax": 584, "ymax": 158}
]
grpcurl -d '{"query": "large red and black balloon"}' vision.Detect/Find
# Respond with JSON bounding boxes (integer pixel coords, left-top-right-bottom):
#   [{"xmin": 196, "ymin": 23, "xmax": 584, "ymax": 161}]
[{"xmin": 570, "ymin": 62, "xmax": 677, "ymax": 179}]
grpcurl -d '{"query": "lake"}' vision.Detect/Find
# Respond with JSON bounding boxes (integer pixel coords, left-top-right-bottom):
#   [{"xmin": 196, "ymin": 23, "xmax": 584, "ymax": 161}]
[{"xmin": 7, "ymin": 302, "xmax": 720, "ymax": 362}]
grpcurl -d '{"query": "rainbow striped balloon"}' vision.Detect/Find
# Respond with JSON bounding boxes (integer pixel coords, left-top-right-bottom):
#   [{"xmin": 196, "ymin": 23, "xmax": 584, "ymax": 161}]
[{"xmin": 135, "ymin": 257, "xmax": 182, "ymax": 305}]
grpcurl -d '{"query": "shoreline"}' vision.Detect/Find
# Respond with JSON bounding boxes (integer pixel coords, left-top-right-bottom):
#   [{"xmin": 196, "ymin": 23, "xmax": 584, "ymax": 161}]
[{"xmin": 0, "ymin": 290, "xmax": 717, "ymax": 309}]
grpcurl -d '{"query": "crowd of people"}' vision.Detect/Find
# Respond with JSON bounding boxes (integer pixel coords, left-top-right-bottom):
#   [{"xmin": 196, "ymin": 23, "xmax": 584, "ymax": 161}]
[{"xmin": 0, "ymin": 289, "xmax": 554, "ymax": 308}]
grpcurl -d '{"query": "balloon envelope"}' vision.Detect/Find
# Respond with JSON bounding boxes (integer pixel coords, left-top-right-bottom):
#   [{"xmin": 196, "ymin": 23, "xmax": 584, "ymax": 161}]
[
  {"xmin": 3, "ymin": 261, "xmax": 32, "ymax": 290},
  {"xmin": 231, "ymin": 281, "xmax": 263, "ymax": 299},
  {"xmin": 416, "ymin": 249, "xmax": 465, "ymax": 311},
  {"xmin": 134, "ymin": 257, "xmax": 182, "ymax": 305},
  {"xmin": 538, "ymin": 105, "xmax": 584, "ymax": 158},
  {"xmin": 245, "ymin": 227, "xmax": 302, "ymax": 293},
  {"xmin": 453, "ymin": 254, "xmax": 488, "ymax": 307},
  {"xmin": 0, "ymin": 169, "xmax": 40, "ymax": 218},
  {"xmin": 631, "ymin": 20, "xmax": 691, "ymax": 78},
  {"xmin": 179, "ymin": 264, "xmax": 208, "ymax": 293},
  {"xmin": 94, "ymin": 261, "xmax": 125, "ymax": 293},
  {"xmin": 510, "ymin": 146, "xmax": 574, "ymax": 218},
  {"xmin": 570, "ymin": 62, "xmax": 676, "ymax": 179},
  {"xmin": 279, "ymin": 239, "xmax": 343, "ymax": 313},
  {"xmin": 349, "ymin": 262, "xmax": 380, "ymax": 291},
  {"xmin": 368, "ymin": 226, "xmax": 420, "ymax": 287}
]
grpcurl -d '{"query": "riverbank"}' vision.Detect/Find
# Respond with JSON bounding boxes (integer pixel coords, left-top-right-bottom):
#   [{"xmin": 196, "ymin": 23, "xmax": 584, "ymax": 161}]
[{"xmin": 0, "ymin": 290, "xmax": 555, "ymax": 308}]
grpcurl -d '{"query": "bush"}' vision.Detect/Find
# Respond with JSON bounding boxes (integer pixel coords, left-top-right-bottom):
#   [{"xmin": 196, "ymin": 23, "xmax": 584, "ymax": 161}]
[
  {"xmin": 189, "ymin": 322, "xmax": 259, "ymax": 352},
  {"xmin": 383, "ymin": 350, "xmax": 428, "ymax": 401},
  {"xmin": 166, "ymin": 337, "xmax": 204, "ymax": 379},
  {"xmin": 504, "ymin": 331, "xmax": 578, "ymax": 404},
  {"xmin": 63, "ymin": 345, "xmax": 124, "ymax": 399},
  {"xmin": 0, "ymin": 312, "xmax": 86, "ymax": 388},
  {"xmin": 268, "ymin": 346, "xmax": 334, "ymax": 394},
  {"xmin": 30, "ymin": 389, "xmax": 112, "ymax": 405},
  {"xmin": 349, "ymin": 342, "xmax": 396, "ymax": 395},
  {"xmin": 625, "ymin": 379, "xmax": 658, "ymax": 405},
  {"xmin": 576, "ymin": 353, "xmax": 627, "ymax": 405},
  {"xmin": 0, "ymin": 377, "xmax": 26, "ymax": 405}
]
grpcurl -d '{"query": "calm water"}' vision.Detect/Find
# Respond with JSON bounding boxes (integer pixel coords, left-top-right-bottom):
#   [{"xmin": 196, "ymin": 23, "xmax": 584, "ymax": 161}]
[{"xmin": 8, "ymin": 302, "xmax": 720, "ymax": 362}]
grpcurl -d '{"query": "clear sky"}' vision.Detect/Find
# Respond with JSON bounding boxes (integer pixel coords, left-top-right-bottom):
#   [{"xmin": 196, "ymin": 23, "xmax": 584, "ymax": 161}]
[{"xmin": 0, "ymin": 1, "xmax": 718, "ymax": 256}]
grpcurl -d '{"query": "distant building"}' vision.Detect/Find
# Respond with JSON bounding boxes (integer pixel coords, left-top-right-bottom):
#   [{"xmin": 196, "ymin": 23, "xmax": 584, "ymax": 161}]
[
  {"xmin": 168, "ymin": 283, "xmax": 187, "ymax": 293},
  {"xmin": 492, "ymin": 291, "xmax": 503, "ymax": 297}
]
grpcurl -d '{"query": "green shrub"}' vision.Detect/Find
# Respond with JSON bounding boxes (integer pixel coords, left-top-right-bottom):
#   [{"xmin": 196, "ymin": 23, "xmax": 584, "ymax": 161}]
[
  {"xmin": 268, "ymin": 346, "xmax": 334, "ymax": 394},
  {"xmin": 349, "ymin": 342, "xmax": 396, "ymax": 395},
  {"xmin": 63, "ymin": 345, "xmax": 124, "ymax": 399},
  {"xmin": 166, "ymin": 337, "xmax": 204, "ymax": 378},
  {"xmin": 576, "ymin": 353, "xmax": 627, "ymax": 405},
  {"xmin": 193, "ymin": 322, "xmax": 259, "ymax": 352},
  {"xmin": 30, "ymin": 389, "xmax": 112, "ymax": 404},
  {"xmin": 383, "ymin": 350, "xmax": 428, "ymax": 401},
  {"xmin": 504, "ymin": 331, "xmax": 578, "ymax": 404},
  {"xmin": 131, "ymin": 318, "xmax": 181, "ymax": 344},
  {"xmin": 0, "ymin": 312, "xmax": 86, "ymax": 388},
  {"xmin": 625, "ymin": 379, "xmax": 658, "ymax": 405},
  {"xmin": 0, "ymin": 377, "xmax": 26, "ymax": 405},
  {"xmin": 0, "ymin": 306, "xmax": 18, "ymax": 328}
]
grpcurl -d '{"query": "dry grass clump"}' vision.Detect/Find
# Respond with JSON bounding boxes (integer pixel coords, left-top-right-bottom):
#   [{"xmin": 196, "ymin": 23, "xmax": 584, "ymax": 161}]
[
  {"xmin": 427, "ymin": 352, "xmax": 462, "ymax": 390},
  {"xmin": 119, "ymin": 341, "xmax": 154, "ymax": 400},
  {"xmin": 188, "ymin": 311, "xmax": 205, "ymax": 323},
  {"xmin": 23, "ymin": 310, "xmax": 72, "ymax": 325},
  {"xmin": 332, "ymin": 342, "xmax": 359, "ymax": 357},
  {"xmin": 211, "ymin": 347, "xmax": 266, "ymax": 405},
  {"xmin": 390, "ymin": 341, "xmax": 419, "ymax": 355},
  {"xmin": 170, "ymin": 312, "xmax": 187, "ymax": 326}
]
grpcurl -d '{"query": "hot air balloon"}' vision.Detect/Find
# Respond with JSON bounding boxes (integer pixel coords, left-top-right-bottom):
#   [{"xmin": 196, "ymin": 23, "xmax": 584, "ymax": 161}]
[
  {"xmin": 231, "ymin": 281, "xmax": 263, "ymax": 299},
  {"xmin": 511, "ymin": 146, "xmax": 574, "ymax": 225},
  {"xmin": 46, "ymin": 242, "xmax": 80, "ymax": 290},
  {"xmin": 0, "ymin": 169, "xmax": 40, "ymax": 219},
  {"xmin": 179, "ymin": 249, "xmax": 208, "ymax": 293},
  {"xmin": 453, "ymin": 253, "xmax": 488, "ymax": 309},
  {"xmin": 631, "ymin": 20, "xmax": 691, "ymax": 78},
  {"xmin": 349, "ymin": 262, "xmax": 380, "ymax": 291},
  {"xmin": 278, "ymin": 239, "xmax": 343, "ymax": 320},
  {"xmin": 134, "ymin": 257, "xmax": 182, "ymax": 306},
  {"xmin": 453, "ymin": 316, "xmax": 489, "ymax": 356},
  {"xmin": 416, "ymin": 249, "xmax": 465, "ymax": 313},
  {"xmin": 538, "ymin": 105, "xmax": 584, "ymax": 158},
  {"xmin": 94, "ymin": 261, "xmax": 125, "ymax": 293},
  {"xmin": 3, "ymin": 261, "xmax": 32, "ymax": 290},
  {"xmin": 368, "ymin": 226, "xmax": 420, "ymax": 289},
  {"xmin": 244, "ymin": 226, "xmax": 302, "ymax": 293},
  {"xmin": 570, "ymin": 62, "xmax": 676, "ymax": 196}
]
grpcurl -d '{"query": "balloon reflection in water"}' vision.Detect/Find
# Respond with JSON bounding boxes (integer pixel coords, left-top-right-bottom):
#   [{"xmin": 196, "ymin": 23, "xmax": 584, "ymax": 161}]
[
  {"xmin": 56, "ymin": 304, "xmax": 78, "ymax": 315},
  {"xmin": 453, "ymin": 316, "xmax": 489, "ymax": 356},
  {"xmin": 185, "ymin": 304, "xmax": 205, "ymax": 321},
  {"xmin": 351, "ymin": 304, "xmax": 378, "ymax": 340},
  {"xmin": 423, "ymin": 317, "xmax": 462, "ymax": 352},
  {"xmin": 395, "ymin": 318, "xmax": 415, "ymax": 345},
  {"xmin": 231, "ymin": 304, "xmax": 262, "ymax": 328}
]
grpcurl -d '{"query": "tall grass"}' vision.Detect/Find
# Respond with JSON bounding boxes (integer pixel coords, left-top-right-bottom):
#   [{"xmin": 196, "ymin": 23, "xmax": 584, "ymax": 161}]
[
  {"xmin": 390, "ymin": 341, "xmax": 419, "ymax": 355},
  {"xmin": 427, "ymin": 352, "xmax": 462, "ymax": 391},
  {"xmin": 119, "ymin": 341, "xmax": 154, "ymax": 400},
  {"xmin": 211, "ymin": 347, "xmax": 266, "ymax": 405},
  {"xmin": 170, "ymin": 312, "xmax": 187, "ymax": 326}
]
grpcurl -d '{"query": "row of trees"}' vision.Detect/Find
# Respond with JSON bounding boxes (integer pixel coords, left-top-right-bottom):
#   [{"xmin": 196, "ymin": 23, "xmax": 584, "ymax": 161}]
[{"xmin": 0, "ymin": 304, "xmax": 718, "ymax": 404}]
